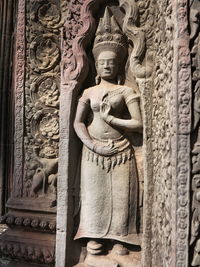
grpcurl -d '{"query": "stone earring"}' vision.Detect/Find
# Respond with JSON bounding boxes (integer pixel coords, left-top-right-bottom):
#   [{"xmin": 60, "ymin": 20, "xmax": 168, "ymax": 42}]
[
  {"xmin": 117, "ymin": 75, "xmax": 122, "ymax": 85},
  {"xmin": 95, "ymin": 75, "xmax": 101, "ymax": 85}
]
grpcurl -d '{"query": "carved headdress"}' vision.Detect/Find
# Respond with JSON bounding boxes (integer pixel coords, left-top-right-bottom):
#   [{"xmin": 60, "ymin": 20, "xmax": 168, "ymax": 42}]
[{"xmin": 93, "ymin": 7, "xmax": 127, "ymax": 60}]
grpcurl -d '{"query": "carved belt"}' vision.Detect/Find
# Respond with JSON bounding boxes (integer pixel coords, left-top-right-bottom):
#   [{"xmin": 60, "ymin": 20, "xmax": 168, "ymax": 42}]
[{"xmin": 83, "ymin": 137, "xmax": 134, "ymax": 173}]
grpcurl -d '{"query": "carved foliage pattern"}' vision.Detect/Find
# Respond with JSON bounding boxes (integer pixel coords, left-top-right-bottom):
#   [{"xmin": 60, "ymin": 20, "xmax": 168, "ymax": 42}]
[
  {"xmin": 120, "ymin": 1, "xmax": 156, "ymax": 263},
  {"xmin": 62, "ymin": 0, "xmax": 84, "ymax": 66},
  {"xmin": 151, "ymin": 0, "xmax": 191, "ymax": 267},
  {"xmin": 13, "ymin": 0, "xmax": 25, "ymax": 197},
  {"xmin": 62, "ymin": 0, "xmax": 97, "ymax": 84},
  {"xmin": 151, "ymin": 0, "xmax": 174, "ymax": 266},
  {"xmin": 23, "ymin": 0, "xmax": 67, "ymax": 200}
]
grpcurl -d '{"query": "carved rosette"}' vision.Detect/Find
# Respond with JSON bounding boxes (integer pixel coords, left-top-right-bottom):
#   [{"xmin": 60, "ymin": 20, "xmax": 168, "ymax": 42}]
[{"xmin": 30, "ymin": 34, "xmax": 60, "ymax": 72}]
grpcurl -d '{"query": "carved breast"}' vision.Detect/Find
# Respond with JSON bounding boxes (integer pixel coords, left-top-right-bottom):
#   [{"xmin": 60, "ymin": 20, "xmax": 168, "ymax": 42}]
[
  {"xmin": 109, "ymin": 95, "xmax": 125, "ymax": 112},
  {"xmin": 90, "ymin": 99, "xmax": 100, "ymax": 112},
  {"xmin": 90, "ymin": 87, "xmax": 125, "ymax": 114}
]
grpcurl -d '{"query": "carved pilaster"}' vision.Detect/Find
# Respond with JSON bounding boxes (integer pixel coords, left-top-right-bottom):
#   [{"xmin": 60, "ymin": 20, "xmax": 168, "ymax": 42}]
[
  {"xmin": 151, "ymin": 1, "xmax": 191, "ymax": 267},
  {"xmin": 0, "ymin": 0, "xmax": 67, "ymax": 265}
]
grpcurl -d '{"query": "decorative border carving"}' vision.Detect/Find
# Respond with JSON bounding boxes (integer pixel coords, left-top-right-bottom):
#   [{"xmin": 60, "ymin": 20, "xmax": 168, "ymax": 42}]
[
  {"xmin": 175, "ymin": 0, "xmax": 191, "ymax": 266},
  {"xmin": 0, "ymin": 241, "xmax": 55, "ymax": 264},
  {"xmin": 13, "ymin": 0, "xmax": 25, "ymax": 198},
  {"xmin": 151, "ymin": 1, "xmax": 174, "ymax": 266},
  {"xmin": 0, "ymin": 214, "xmax": 56, "ymax": 232},
  {"xmin": 189, "ymin": 0, "xmax": 200, "ymax": 266}
]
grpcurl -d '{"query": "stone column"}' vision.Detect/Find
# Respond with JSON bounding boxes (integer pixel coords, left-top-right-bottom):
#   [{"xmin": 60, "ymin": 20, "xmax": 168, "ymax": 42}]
[{"xmin": 0, "ymin": 0, "xmax": 16, "ymax": 216}]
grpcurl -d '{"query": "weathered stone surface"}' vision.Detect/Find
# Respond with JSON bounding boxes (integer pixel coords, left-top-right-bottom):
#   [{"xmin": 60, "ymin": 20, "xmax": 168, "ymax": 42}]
[
  {"xmin": 0, "ymin": 0, "xmax": 67, "ymax": 265},
  {"xmin": 0, "ymin": 0, "xmax": 197, "ymax": 266}
]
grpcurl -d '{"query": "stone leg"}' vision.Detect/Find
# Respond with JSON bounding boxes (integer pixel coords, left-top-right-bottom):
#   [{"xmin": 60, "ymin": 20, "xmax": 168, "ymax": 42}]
[{"xmin": 86, "ymin": 239, "xmax": 103, "ymax": 255}]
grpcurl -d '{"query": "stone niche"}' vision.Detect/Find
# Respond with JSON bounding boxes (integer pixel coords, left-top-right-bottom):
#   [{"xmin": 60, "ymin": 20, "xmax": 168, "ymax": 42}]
[
  {"xmin": 57, "ymin": 0, "xmax": 191, "ymax": 266},
  {"xmin": 0, "ymin": 0, "xmax": 193, "ymax": 267},
  {"xmin": 56, "ymin": 0, "xmax": 192, "ymax": 267}
]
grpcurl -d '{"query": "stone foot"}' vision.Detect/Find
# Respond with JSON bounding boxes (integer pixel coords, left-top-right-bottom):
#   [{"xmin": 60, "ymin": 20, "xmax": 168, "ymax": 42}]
[
  {"xmin": 84, "ymin": 254, "xmax": 120, "ymax": 267},
  {"xmin": 112, "ymin": 243, "xmax": 129, "ymax": 256},
  {"xmin": 110, "ymin": 251, "xmax": 141, "ymax": 267}
]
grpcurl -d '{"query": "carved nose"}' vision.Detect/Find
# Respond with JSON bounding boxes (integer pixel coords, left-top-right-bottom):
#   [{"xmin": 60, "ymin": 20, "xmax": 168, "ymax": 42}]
[{"xmin": 103, "ymin": 62, "xmax": 109, "ymax": 68}]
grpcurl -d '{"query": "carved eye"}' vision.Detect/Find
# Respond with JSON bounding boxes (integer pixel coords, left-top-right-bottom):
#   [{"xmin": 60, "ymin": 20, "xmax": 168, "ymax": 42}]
[
  {"xmin": 108, "ymin": 60, "xmax": 115, "ymax": 65},
  {"xmin": 98, "ymin": 60, "xmax": 104, "ymax": 65}
]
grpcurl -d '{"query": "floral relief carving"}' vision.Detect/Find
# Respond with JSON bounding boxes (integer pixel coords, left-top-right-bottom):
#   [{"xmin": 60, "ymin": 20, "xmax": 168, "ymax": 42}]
[
  {"xmin": 31, "ymin": 110, "xmax": 59, "ymax": 142},
  {"xmin": 151, "ymin": 0, "xmax": 174, "ymax": 266},
  {"xmin": 30, "ymin": 75, "xmax": 59, "ymax": 108},
  {"xmin": 17, "ymin": 0, "xmax": 67, "ymax": 204},
  {"xmin": 120, "ymin": 0, "xmax": 154, "ymax": 79},
  {"xmin": 13, "ymin": 0, "xmax": 26, "ymax": 197},
  {"xmin": 0, "ymin": 0, "xmax": 69, "ymax": 265},
  {"xmin": 6, "ymin": 0, "xmax": 194, "ymax": 265},
  {"xmin": 38, "ymin": 3, "xmax": 61, "ymax": 28},
  {"xmin": 30, "ymin": 34, "xmax": 60, "ymax": 72},
  {"xmin": 30, "ymin": 0, "xmax": 67, "ymax": 29}
]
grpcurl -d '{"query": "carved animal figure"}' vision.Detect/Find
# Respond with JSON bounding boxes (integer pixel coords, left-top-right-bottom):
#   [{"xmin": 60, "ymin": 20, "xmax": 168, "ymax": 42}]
[{"xmin": 30, "ymin": 147, "xmax": 58, "ymax": 197}]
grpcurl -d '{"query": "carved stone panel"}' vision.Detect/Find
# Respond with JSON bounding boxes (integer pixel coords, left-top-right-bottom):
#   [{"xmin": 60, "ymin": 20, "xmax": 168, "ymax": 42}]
[
  {"xmin": 0, "ymin": 0, "xmax": 194, "ymax": 266},
  {"xmin": 57, "ymin": 0, "xmax": 192, "ymax": 267},
  {"xmin": 0, "ymin": 0, "xmax": 67, "ymax": 265}
]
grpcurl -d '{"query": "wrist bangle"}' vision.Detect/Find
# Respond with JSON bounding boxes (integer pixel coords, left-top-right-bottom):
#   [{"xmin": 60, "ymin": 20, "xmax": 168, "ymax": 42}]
[
  {"xmin": 92, "ymin": 142, "xmax": 98, "ymax": 152},
  {"xmin": 107, "ymin": 115, "xmax": 114, "ymax": 124}
]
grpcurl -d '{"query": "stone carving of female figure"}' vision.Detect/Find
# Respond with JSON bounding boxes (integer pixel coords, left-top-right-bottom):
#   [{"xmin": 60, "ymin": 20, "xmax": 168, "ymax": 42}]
[{"xmin": 74, "ymin": 7, "xmax": 142, "ymax": 267}]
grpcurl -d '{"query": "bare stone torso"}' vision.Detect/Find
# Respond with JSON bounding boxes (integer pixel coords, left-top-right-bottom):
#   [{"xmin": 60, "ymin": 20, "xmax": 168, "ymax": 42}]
[{"xmin": 87, "ymin": 85, "xmax": 126, "ymax": 140}]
